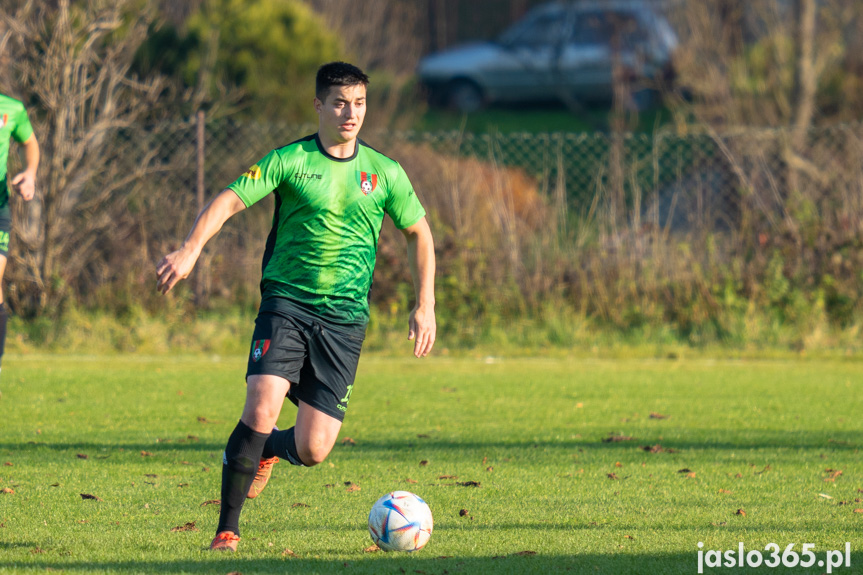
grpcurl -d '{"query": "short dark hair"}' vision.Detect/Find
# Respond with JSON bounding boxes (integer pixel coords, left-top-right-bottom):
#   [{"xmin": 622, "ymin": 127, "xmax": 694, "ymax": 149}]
[{"xmin": 315, "ymin": 62, "xmax": 369, "ymax": 101}]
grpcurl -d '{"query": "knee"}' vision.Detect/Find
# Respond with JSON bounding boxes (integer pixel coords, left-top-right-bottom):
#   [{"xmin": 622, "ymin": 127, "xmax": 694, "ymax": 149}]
[
  {"xmin": 243, "ymin": 404, "xmax": 280, "ymax": 432},
  {"xmin": 297, "ymin": 440, "xmax": 332, "ymax": 467}
]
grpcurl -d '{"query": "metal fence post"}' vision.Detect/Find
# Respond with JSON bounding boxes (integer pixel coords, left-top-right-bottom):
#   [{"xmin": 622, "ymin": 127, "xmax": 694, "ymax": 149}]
[{"xmin": 194, "ymin": 109, "xmax": 208, "ymax": 306}]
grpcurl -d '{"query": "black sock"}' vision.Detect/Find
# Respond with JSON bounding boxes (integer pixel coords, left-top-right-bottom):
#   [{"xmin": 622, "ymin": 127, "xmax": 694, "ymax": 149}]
[
  {"xmin": 262, "ymin": 427, "xmax": 306, "ymax": 466},
  {"xmin": 216, "ymin": 420, "xmax": 269, "ymax": 536},
  {"xmin": 0, "ymin": 303, "xmax": 7, "ymax": 367}
]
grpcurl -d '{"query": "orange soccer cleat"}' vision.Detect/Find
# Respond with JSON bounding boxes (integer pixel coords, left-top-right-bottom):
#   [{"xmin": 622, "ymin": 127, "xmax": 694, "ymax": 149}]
[
  {"xmin": 247, "ymin": 456, "xmax": 279, "ymax": 499},
  {"xmin": 209, "ymin": 531, "xmax": 240, "ymax": 552}
]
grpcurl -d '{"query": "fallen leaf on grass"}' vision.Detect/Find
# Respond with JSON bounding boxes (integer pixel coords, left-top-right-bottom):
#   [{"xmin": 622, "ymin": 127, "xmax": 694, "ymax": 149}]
[
  {"xmin": 49, "ymin": 483, "xmax": 59, "ymax": 487},
  {"xmin": 200, "ymin": 499, "xmax": 220, "ymax": 506},
  {"xmin": 818, "ymin": 493, "xmax": 834, "ymax": 499},
  {"xmin": 457, "ymin": 481, "xmax": 481, "ymax": 487},
  {"xmin": 363, "ymin": 545, "xmax": 379, "ymax": 553},
  {"xmin": 685, "ymin": 472, "xmax": 697, "ymax": 478},
  {"xmin": 642, "ymin": 444, "xmax": 677, "ymax": 454},
  {"xmin": 80, "ymin": 493, "xmax": 102, "ymax": 501},
  {"xmin": 3, "ymin": 462, "xmax": 11, "ymax": 466},
  {"xmin": 196, "ymin": 416, "xmax": 222, "ymax": 424},
  {"xmin": 1, "ymin": 488, "xmax": 14, "ymax": 494},
  {"xmin": 345, "ymin": 483, "xmax": 361, "ymax": 493},
  {"xmin": 514, "ymin": 550, "xmax": 537, "ymax": 556},
  {"xmin": 76, "ymin": 454, "xmax": 88, "ymax": 460},
  {"xmin": 677, "ymin": 469, "xmax": 692, "ymax": 473},
  {"xmin": 140, "ymin": 451, "xmax": 153, "ymax": 457},
  {"xmin": 170, "ymin": 521, "xmax": 198, "ymax": 532},
  {"xmin": 624, "ymin": 535, "xmax": 635, "ymax": 539},
  {"xmin": 291, "ymin": 503, "xmax": 309, "ymax": 508},
  {"xmin": 486, "ymin": 466, "xmax": 494, "ymax": 472},
  {"xmin": 854, "ymin": 509, "xmax": 863, "ymax": 514},
  {"xmin": 459, "ymin": 509, "xmax": 469, "ymax": 517},
  {"xmin": 417, "ymin": 434, "xmax": 430, "ymax": 439},
  {"xmin": 438, "ymin": 475, "xmax": 458, "ymax": 480},
  {"xmin": 419, "ymin": 460, "xmax": 429, "ymax": 466},
  {"xmin": 649, "ymin": 412, "xmax": 669, "ymax": 419},
  {"xmin": 282, "ymin": 548, "xmax": 298, "ymax": 557},
  {"xmin": 30, "ymin": 547, "xmax": 44, "ymax": 554},
  {"xmin": 405, "ymin": 478, "xmax": 418, "ymax": 484},
  {"xmin": 735, "ymin": 509, "xmax": 746, "ymax": 516},
  {"xmin": 718, "ymin": 489, "xmax": 733, "ymax": 494},
  {"xmin": 603, "ymin": 434, "xmax": 634, "ymax": 443},
  {"xmin": 755, "ymin": 465, "xmax": 771, "ymax": 475},
  {"xmin": 823, "ymin": 469, "xmax": 843, "ymax": 482},
  {"xmin": 607, "ymin": 473, "xmax": 620, "ymax": 480},
  {"xmin": 341, "ymin": 437, "xmax": 356, "ymax": 445},
  {"xmin": 177, "ymin": 483, "xmax": 189, "ymax": 488},
  {"xmin": 144, "ymin": 474, "xmax": 157, "ymax": 478}
]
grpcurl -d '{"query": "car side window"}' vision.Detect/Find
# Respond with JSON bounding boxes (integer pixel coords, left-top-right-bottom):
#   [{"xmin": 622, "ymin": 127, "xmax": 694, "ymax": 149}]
[
  {"xmin": 501, "ymin": 12, "xmax": 566, "ymax": 48},
  {"xmin": 571, "ymin": 11, "xmax": 648, "ymax": 48}
]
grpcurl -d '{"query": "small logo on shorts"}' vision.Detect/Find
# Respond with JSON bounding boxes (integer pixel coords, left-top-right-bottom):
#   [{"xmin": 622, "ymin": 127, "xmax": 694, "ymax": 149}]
[
  {"xmin": 252, "ymin": 339, "xmax": 270, "ymax": 362},
  {"xmin": 0, "ymin": 114, "xmax": 7, "ymax": 129},
  {"xmin": 338, "ymin": 384, "xmax": 354, "ymax": 412}
]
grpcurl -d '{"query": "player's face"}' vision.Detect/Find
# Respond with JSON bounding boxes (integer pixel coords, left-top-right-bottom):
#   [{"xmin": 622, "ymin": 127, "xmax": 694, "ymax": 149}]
[{"xmin": 315, "ymin": 84, "xmax": 367, "ymax": 144}]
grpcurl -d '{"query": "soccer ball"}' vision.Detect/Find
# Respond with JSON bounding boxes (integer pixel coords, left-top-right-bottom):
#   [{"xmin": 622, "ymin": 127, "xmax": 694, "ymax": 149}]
[{"xmin": 368, "ymin": 491, "xmax": 433, "ymax": 552}]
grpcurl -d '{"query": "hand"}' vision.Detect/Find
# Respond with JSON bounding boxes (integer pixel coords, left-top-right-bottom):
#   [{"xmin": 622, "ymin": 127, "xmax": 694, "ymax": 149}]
[
  {"xmin": 408, "ymin": 304, "xmax": 436, "ymax": 358},
  {"xmin": 11, "ymin": 171, "xmax": 35, "ymax": 201},
  {"xmin": 155, "ymin": 246, "xmax": 199, "ymax": 294}
]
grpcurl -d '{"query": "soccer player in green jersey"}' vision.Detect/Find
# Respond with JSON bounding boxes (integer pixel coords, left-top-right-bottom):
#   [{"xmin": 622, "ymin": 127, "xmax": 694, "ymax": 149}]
[
  {"xmin": 0, "ymin": 93, "xmax": 40, "ymax": 384},
  {"xmin": 156, "ymin": 62, "xmax": 436, "ymax": 552}
]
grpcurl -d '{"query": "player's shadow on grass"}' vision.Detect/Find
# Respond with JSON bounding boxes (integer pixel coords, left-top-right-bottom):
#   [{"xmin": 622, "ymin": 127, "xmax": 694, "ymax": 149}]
[
  {"xmin": 6, "ymin": 552, "xmax": 862, "ymax": 575},
  {"xmin": 0, "ymin": 441, "xmax": 225, "ymax": 455},
  {"xmin": 335, "ymin": 430, "xmax": 861, "ymax": 453}
]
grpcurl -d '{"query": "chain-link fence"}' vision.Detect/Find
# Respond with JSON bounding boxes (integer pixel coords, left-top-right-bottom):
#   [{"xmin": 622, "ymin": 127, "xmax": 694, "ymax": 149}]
[
  {"xmin": 137, "ymin": 116, "xmax": 863, "ymax": 299},
  {"xmin": 10, "ymin": 115, "xmax": 863, "ymax": 324}
]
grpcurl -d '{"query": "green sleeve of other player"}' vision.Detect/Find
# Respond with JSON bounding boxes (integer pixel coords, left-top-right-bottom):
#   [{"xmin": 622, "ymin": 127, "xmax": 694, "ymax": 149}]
[
  {"xmin": 385, "ymin": 164, "xmax": 425, "ymax": 230},
  {"xmin": 12, "ymin": 106, "xmax": 33, "ymax": 143},
  {"xmin": 227, "ymin": 148, "xmax": 287, "ymax": 207}
]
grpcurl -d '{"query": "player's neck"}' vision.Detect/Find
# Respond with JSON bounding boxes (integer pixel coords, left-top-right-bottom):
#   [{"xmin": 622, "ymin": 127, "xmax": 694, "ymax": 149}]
[{"xmin": 317, "ymin": 133, "xmax": 357, "ymax": 159}]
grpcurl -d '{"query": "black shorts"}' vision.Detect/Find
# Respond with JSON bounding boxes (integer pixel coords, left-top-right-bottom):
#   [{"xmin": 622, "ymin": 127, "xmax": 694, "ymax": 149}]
[
  {"xmin": 0, "ymin": 208, "xmax": 10, "ymax": 257},
  {"xmin": 245, "ymin": 310, "xmax": 365, "ymax": 422}
]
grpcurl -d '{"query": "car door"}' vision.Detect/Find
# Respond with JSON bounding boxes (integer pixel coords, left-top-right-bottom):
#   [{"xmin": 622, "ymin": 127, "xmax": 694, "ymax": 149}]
[
  {"xmin": 557, "ymin": 10, "xmax": 648, "ymax": 102},
  {"xmin": 488, "ymin": 8, "xmax": 569, "ymax": 102}
]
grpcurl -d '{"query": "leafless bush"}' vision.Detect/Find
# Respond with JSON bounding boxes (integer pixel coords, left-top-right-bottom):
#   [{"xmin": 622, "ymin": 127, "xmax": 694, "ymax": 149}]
[{"xmin": 0, "ymin": 0, "xmax": 177, "ymax": 313}]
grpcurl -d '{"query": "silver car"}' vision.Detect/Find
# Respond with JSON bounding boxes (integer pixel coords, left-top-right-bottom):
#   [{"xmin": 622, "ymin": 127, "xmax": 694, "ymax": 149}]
[{"xmin": 418, "ymin": 0, "xmax": 678, "ymax": 112}]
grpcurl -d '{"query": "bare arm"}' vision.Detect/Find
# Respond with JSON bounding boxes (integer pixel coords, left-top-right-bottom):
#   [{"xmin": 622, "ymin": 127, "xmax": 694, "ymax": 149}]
[
  {"xmin": 11, "ymin": 134, "xmax": 39, "ymax": 201},
  {"xmin": 401, "ymin": 216, "xmax": 436, "ymax": 357},
  {"xmin": 156, "ymin": 188, "xmax": 247, "ymax": 294}
]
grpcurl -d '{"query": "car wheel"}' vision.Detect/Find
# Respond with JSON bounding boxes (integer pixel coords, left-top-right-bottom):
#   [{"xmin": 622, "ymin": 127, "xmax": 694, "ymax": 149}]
[{"xmin": 447, "ymin": 80, "xmax": 484, "ymax": 113}]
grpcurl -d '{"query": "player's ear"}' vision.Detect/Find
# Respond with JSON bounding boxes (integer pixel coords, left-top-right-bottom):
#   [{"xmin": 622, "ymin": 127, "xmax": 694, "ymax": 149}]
[{"xmin": 314, "ymin": 97, "xmax": 322, "ymax": 115}]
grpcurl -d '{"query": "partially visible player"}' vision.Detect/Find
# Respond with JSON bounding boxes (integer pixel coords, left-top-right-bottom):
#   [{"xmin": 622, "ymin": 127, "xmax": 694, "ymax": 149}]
[
  {"xmin": 0, "ymin": 93, "xmax": 40, "ymax": 386},
  {"xmin": 156, "ymin": 62, "xmax": 436, "ymax": 552}
]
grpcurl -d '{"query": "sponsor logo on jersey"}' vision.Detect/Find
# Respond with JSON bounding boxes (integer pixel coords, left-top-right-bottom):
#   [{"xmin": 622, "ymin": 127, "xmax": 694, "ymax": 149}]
[
  {"xmin": 295, "ymin": 172, "xmax": 322, "ymax": 180},
  {"xmin": 356, "ymin": 171, "xmax": 378, "ymax": 195},
  {"xmin": 242, "ymin": 165, "xmax": 262, "ymax": 180},
  {"xmin": 251, "ymin": 339, "xmax": 270, "ymax": 362},
  {"xmin": 0, "ymin": 114, "xmax": 7, "ymax": 129}
]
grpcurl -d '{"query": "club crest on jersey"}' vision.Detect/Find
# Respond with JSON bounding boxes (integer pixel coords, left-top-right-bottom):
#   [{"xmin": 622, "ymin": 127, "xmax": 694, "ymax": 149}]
[
  {"xmin": 0, "ymin": 114, "xmax": 7, "ymax": 129},
  {"xmin": 356, "ymin": 171, "xmax": 378, "ymax": 195},
  {"xmin": 251, "ymin": 339, "xmax": 270, "ymax": 362}
]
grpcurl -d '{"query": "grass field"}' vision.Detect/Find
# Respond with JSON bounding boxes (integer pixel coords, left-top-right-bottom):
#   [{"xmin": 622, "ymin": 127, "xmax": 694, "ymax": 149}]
[{"xmin": 0, "ymin": 354, "xmax": 861, "ymax": 574}]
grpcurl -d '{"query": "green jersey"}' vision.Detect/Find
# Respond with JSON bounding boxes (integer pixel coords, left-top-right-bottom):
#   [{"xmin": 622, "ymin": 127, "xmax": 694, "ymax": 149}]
[
  {"xmin": 0, "ymin": 94, "xmax": 34, "ymax": 210},
  {"xmin": 227, "ymin": 133, "xmax": 426, "ymax": 327}
]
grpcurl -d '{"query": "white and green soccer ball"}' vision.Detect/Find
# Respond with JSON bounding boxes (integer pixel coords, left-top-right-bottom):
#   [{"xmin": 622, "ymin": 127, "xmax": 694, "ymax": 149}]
[{"xmin": 368, "ymin": 491, "xmax": 433, "ymax": 552}]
